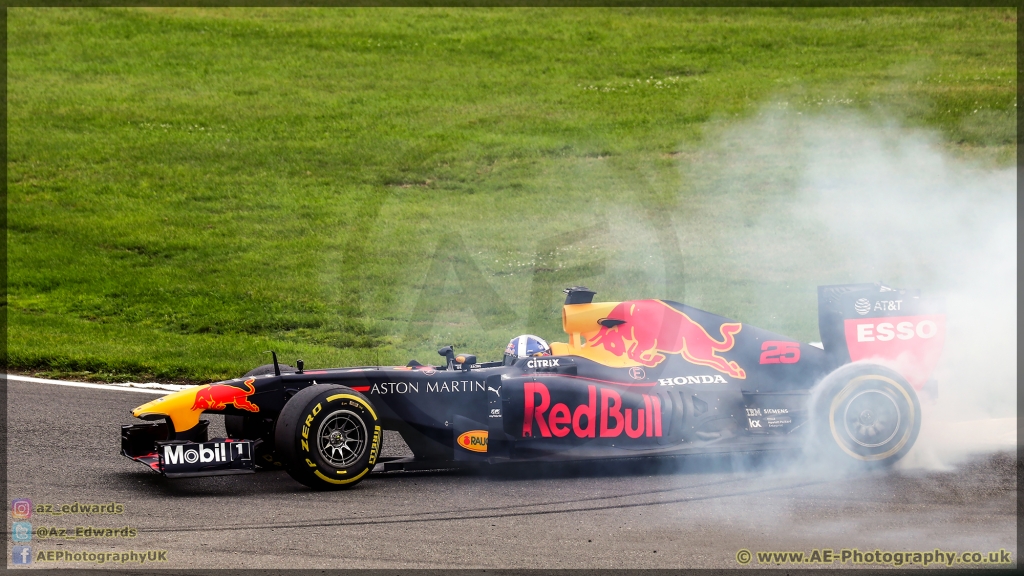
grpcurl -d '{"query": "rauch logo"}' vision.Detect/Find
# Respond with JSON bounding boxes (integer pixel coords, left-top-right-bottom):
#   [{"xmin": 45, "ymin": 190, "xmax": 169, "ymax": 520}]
[{"xmin": 457, "ymin": 430, "xmax": 488, "ymax": 453}]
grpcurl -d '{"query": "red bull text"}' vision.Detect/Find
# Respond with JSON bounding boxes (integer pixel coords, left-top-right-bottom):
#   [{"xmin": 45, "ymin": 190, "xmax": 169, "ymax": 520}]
[{"xmin": 522, "ymin": 382, "xmax": 662, "ymax": 439}]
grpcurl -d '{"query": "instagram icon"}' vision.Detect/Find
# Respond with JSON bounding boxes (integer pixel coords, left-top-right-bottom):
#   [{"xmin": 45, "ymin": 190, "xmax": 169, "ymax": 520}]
[{"xmin": 11, "ymin": 499, "xmax": 32, "ymax": 520}]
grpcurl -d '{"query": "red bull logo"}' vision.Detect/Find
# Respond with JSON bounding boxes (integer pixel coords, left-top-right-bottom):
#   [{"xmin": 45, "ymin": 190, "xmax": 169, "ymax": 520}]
[
  {"xmin": 588, "ymin": 300, "xmax": 746, "ymax": 378},
  {"xmin": 191, "ymin": 377, "xmax": 260, "ymax": 412}
]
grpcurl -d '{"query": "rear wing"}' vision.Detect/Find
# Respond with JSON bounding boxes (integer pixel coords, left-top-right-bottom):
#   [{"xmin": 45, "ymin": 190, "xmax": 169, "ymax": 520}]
[{"xmin": 818, "ymin": 283, "xmax": 945, "ymax": 390}]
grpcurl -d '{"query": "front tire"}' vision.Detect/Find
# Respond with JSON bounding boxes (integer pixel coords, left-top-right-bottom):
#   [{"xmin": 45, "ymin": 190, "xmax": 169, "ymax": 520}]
[
  {"xmin": 275, "ymin": 385, "xmax": 381, "ymax": 490},
  {"xmin": 812, "ymin": 362, "xmax": 921, "ymax": 466}
]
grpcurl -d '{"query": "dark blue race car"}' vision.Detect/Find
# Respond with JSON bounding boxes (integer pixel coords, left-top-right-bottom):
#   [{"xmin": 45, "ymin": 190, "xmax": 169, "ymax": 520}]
[{"xmin": 121, "ymin": 284, "xmax": 944, "ymax": 490}]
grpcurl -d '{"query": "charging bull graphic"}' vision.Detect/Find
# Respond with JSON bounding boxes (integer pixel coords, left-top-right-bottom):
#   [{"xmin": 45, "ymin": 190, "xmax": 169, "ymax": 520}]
[
  {"xmin": 191, "ymin": 378, "xmax": 260, "ymax": 412},
  {"xmin": 589, "ymin": 300, "xmax": 746, "ymax": 378}
]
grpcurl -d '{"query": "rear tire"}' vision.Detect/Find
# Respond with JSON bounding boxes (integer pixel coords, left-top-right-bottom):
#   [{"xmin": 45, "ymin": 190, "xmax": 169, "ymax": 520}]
[
  {"xmin": 812, "ymin": 362, "xmax": 921, "ymax": 466},
  {"xmin": 275, "ymin": 385, "xmax": 381, "ymax": 490}
]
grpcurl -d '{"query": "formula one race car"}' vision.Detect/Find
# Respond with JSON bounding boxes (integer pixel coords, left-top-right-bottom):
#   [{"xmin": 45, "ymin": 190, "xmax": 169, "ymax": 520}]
[{"xmin": 121, "ymin": 283, "xmax": 945, "ymax": 489}]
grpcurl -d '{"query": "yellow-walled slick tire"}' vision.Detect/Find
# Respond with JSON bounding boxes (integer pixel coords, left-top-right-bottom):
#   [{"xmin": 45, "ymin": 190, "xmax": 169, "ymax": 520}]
[
  {"xmin": 812, "ymin": 363, "xmax": 921, "ymax": 466},
  {"xmin": 274, "ymin": 385, "xmax": 381, "ymax": 490}
]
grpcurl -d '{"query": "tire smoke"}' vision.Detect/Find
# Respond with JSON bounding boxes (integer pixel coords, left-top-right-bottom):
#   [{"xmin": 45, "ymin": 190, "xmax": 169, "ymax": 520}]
[{"xmin": 678, "ymin": 109, "xmax": 1016, "ymax": 471}]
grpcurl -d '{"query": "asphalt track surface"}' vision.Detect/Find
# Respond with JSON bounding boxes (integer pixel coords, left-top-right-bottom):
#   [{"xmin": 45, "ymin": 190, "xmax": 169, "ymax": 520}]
[{"xmin": 6, "ymin": 379, "xmax": 1018, "ymax": 569}]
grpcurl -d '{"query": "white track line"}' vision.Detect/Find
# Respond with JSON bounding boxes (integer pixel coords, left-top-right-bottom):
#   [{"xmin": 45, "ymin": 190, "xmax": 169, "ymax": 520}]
[{"xmin": 6, "ymin": 374, "xmax": 191, "ymax": 395}]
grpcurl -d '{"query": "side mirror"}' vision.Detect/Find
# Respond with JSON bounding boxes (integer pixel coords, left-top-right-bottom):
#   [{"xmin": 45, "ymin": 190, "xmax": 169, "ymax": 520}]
[
  {"xmin": 438, "ymin": 345, "xmax": 455, "ymax": 368},
  {"xmin": 455, "ymin": 354, "xmax": 476, "ymax": 371}
]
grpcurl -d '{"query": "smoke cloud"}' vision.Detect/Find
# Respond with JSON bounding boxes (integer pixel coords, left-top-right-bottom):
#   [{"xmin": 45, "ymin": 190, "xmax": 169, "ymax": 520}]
[{"xmin": 677, "ymin": 108, "xmax": 1016, "ymax": 470}]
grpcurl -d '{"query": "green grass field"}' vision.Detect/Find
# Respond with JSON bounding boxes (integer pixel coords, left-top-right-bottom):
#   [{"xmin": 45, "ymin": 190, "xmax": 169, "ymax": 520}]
[{"xmin": 7, "ymin": 8, "xmax": 1017, "ymax": 382}]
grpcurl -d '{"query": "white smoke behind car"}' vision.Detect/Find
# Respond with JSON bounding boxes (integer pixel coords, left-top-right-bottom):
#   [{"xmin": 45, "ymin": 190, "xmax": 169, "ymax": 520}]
[{"xmin": 677, "ymin": 108, "xmax": 1015, "ymax": 470}]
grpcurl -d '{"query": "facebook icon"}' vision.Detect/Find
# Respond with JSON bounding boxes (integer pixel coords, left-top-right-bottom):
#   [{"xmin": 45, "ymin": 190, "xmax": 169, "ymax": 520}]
[{"xmin": 12, "ymin": 546, "xmax": 32, "ymax": 565}]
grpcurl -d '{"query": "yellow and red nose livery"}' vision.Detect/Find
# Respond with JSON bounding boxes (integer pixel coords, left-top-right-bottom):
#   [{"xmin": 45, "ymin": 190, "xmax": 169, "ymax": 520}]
[
  {"xmin": 132, "ymin": 378, "xmax": 260, "ymax": 433},
  {"xmin": 191, "ymin": 378, "xmax": 259, "ymax": 412}
]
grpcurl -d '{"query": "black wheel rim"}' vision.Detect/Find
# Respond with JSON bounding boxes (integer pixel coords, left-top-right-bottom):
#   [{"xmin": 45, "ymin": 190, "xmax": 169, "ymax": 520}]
[
  {"xmin": 842, "ymin": 389, "xmax": 901, "ymax": 448},
  {"xmin": 316, "ymin": 410, "xmax": 368, "ymax": 467}
]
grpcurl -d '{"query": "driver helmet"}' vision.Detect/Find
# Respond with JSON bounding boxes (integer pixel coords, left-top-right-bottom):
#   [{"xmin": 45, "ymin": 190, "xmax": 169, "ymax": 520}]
[{"xmin": 503, "ymin": 334, "xmax": 552, "ymax": 365}]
